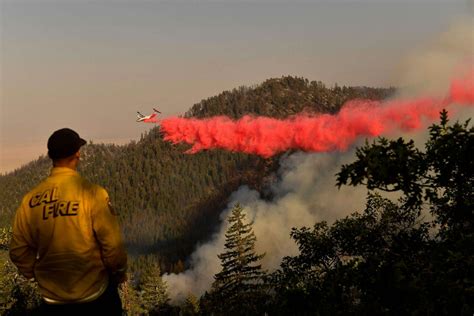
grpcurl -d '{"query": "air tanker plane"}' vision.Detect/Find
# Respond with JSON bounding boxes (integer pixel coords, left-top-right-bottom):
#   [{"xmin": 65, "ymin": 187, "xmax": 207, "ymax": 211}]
[{"xmin": 136, "ymin": 108, "xmax": 161, "ymax": 123}]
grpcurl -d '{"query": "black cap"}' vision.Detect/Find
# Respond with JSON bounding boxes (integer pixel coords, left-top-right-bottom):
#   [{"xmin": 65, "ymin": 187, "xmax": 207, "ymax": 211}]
[{"xmin": 47, "ymin": 128, "xmax": 87, "ymax": 160}]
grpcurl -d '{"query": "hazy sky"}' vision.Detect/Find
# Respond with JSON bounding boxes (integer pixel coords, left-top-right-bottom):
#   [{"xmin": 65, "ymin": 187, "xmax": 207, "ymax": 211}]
[{"xmin": 0, "ymin": 0, "xmax": 470, "ymax": 173}]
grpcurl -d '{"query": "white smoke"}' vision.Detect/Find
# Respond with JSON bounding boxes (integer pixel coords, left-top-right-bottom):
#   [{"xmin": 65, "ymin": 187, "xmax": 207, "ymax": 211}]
[
  {"xmin": 393, "ymin": 16, "xmax": 473, "ymax": 98},
  {"xmin": 163, "ymin": 150, "xmax": 368, "ymax": 302},
  {"xmin": 390, "ymin": 12, "xmax": 473, "ymax": 143},
  {"xmin": 163, "ymin": 12, "xmax": 474, "ymax": 303}
]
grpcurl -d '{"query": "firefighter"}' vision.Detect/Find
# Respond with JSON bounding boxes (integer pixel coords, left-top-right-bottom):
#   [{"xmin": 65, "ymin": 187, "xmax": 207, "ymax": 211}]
[{"xmin": 9, "ymin": 128, "xmax": 127, "ymax": 315}]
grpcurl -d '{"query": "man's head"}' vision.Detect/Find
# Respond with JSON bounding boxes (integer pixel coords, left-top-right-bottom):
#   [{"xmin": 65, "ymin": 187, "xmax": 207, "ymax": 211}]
[{"xmin": 47, "ymin": 128, "xmax": 87, "ymax": 169}]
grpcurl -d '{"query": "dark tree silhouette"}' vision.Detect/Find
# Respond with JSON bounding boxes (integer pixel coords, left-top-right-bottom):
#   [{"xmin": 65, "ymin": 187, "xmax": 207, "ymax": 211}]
[
  {"xmin": 203, "ymin": 203, "xmax": 267, "ymax": 316},
  {"xmin": 270, "ymin": 111, "xmax": 473, "ymax": 315}
]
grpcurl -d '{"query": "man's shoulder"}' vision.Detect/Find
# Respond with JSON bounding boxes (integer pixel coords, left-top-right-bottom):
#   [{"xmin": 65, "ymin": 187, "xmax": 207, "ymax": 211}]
[
  {"xmin": 79, "ymin": 179, "xmax": 109, "ymax": 199},
  {"xmin": 85, "ymin": 183, "xmax": 111, "ymax": 214},
  {"xmin": 92, "ymin": 184, "xmax": 109, "ymax": 199}
]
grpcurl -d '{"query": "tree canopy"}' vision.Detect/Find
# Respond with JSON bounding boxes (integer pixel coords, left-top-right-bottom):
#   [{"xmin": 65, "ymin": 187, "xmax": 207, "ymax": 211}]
[
  {"xmin": 269, "ymin": 111, "xmax": 473, "ymax": 315},
  {"xmin": 203, "ymin": 203, "xmax": 267, "ymax": 315}
]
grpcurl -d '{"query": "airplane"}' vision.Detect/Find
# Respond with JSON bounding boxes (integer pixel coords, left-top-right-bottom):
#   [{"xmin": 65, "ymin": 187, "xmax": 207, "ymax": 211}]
[{"xmin": 136, "ymin": 108, "xmax": 161, "ymax": 123}]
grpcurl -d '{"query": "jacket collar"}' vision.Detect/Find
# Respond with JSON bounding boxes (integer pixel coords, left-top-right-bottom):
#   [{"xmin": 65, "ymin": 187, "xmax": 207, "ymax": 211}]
[{"xmin": 50, "ymin": 167, "xmax": 79, "ymax": 177}]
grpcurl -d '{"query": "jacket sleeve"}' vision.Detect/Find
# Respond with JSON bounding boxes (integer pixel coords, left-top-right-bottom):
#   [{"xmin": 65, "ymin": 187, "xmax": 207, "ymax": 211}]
[
  {"xmin": 91, "ymin": 186, "xmax": 127, "ymax": 278},
  {"xmin": 9, "ymin": 198, "xmax": 37, "ymax": 279}
]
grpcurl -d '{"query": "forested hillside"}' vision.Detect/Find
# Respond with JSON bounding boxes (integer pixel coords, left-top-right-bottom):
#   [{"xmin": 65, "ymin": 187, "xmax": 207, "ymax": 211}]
[{"xmin": 0, "ymin": 76, "xmax": 394, "ymax": 270}]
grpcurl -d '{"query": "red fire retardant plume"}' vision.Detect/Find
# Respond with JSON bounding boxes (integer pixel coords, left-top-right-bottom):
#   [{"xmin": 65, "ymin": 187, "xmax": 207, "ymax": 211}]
[{"xmin": 160, "ymin": 73, "xmax": 474, "ymax": 158}]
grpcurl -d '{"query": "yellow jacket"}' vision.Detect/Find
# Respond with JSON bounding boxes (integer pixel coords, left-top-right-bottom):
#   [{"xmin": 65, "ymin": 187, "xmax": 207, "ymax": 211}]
[{"xmin": 10, "ymin": 167, "xmax": 127, "ymax": 304}]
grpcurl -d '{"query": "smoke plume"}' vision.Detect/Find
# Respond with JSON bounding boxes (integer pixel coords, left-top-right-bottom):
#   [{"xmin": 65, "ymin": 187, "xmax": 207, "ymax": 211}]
[{"xmin": 162, "ymin": 151, "xmax": 369, "ymax": 302}]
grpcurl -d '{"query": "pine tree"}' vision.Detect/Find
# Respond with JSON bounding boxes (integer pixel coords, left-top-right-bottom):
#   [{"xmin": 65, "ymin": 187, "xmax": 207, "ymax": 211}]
[
  {"xmin": 181, "ymin": 293, "xmax": 200, "ymax": 315},
  {"xmin": 139, "ymin": 261, "xmax": 169, "ymax": 314},
  {"xmin": 207, "ymin": 203, "xmax": 267, "ymax": 315},
  {"xmin": 119, "ymin": 272, "xmax": 146, "ymax": 316}
]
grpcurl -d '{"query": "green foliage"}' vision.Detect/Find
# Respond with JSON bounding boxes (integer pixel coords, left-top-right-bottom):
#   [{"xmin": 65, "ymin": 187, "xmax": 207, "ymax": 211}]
[
  {"xmin": 271, "ymin": 193, "xmax": 432, "ymax": 315},
  {"xmin": 118, "ymin": 255, "xmax": 171, "ymax": 315},
  {"xmin": 119, "ymin": 261, "xmax": 170, "ymax": 316},
  {"xmin": 337, "ymin": 137, "xmax": 427, "ymax": 208},
  {"xmin": 0, "ymin": 157, "xmax": 50, "ymax": 228},
  {"xmin": 0, "ymin": 258, "xmax": 42, "ymax": 315},
  {"xmin": 203, "ymin": 203, "xmax": 267, "ymax": 316},
  {"xmin": 186, "ymin": 76, "xmax": 395, "ymax": 119},
  {"xmin": 180, "ymin": 294, "xmax": 200, "ymax": 316},
  {"xmin": 138, "ymin": 260, "xmax": 169, "ymax": 314},
  {"xmin": 0, "ymin": 228, "xmax": 11, "ymax": 251},
  {"xmin": 424, "ymin": 110, "xmax": 473, "ymax": 235},
  {"xmin": 120, "ymin": 272, "xmax": 147, "ymax": 316},
  {"xmin": 272, "ymin": 111, "xmax": 474, "ymax": 315},
  {"xmin": 337, "ymin": 109, "xmax": 473, "ymax": 237}
]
